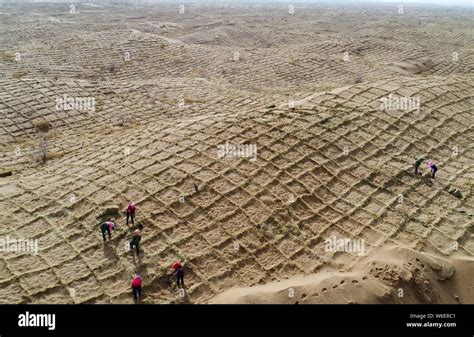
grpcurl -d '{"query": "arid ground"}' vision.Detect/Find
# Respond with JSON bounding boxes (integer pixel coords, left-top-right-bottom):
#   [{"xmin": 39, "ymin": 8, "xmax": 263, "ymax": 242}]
[{"xmin": 0, "ymin": 2, "xmax": 473, "ymax": 304}]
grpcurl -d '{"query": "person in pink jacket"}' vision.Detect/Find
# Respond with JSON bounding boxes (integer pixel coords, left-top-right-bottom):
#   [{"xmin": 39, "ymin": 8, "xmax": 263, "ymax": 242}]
[
  {"xmin": 100, "ymin": 219, "xmax": 116, "ymax": 242},
  {"xmin": 126, "ymin": 203, "xmax": 136, "ymax": 225}
]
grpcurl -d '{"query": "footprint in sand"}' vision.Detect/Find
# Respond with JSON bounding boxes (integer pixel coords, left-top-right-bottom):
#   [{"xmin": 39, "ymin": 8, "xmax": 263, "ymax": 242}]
[{"xmin": 352, "ymin": 279, "xmax": 358, "ymax": 284}]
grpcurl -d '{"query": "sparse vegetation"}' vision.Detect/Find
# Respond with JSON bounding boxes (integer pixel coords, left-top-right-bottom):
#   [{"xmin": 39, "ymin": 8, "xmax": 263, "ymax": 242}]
[
  {"xmin": 105, "ymin": 63, "xmax": 118, "ymax": 73},
  {"xmin": 33, "ymin": 118, "xmax": 51, "ymax": 163},
  {"xmin": 354, "ymin": 73, "xmax": 364, "ymax": 84},
  {"xmin": 158, "ymin": 96, "xmax": 176, "ymax": 105},
  {"xmin": 37, "ymin": 137, "xmax": 48, "ymax": 163},
  {"xmin": 352, "ymin": 46, "xmax": 363, "ymax": 55},
  {"xmin": 184, "ymin": 97, "xmax": 205, "ymax": 104},
  {"xmin": 0, "ymin": 51, "xmax": 14, "ymax": 62},
  {"xmin": 32, "ymin": 118, "xmax": 50, "ymax": 133},
  {"xmin": 12, "ymin": 70, "xmax": 29, "ymax": 78},
  {"xmin": 45, "ymin": 150, "xmax": 63, "ymax": 161}
]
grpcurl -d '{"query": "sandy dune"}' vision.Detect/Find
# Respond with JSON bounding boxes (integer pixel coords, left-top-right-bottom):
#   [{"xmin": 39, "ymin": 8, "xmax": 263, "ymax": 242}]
[
  {"xmin": 0, "ymin": 3, "xmax": 473, "ymax": 304},
  {"xmin": 212, "ymin": 245, "xmax": 474, "ymax": 304}
]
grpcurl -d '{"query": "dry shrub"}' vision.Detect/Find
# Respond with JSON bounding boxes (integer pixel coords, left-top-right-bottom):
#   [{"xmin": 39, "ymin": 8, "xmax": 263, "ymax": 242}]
[
  {"xmin": 158, "ymin": 96, "xmax": 176, "ymax": 105},
  {"xmin": 12, "ymin": 70, "xmax": 29, "ymax": 78},
  {"xmin": 0, "ymin": 51, "xmax": 14, "ymax": 62},
  {"xmin": 184, "ymin": 97, "xmax": 204, "ymax": 104},
  {"xmin": 354, "ymin": 73, "xmax": 364, "ymax": 84},
  {"xmin": 45, "ymin": 129, "xmax": 61, "ymax": 139},
  {"xmin": 106, "ymin": 63, "xmax": 118, "ymax": 73},
  {"xmin": 45, "ymin": 151, "xmax": 63, "ymax": 161},
  {"xmin": 37, "ymin": 137, "xmax": 48, "ymax": 163},
  {"xmin": 352, "ymin": 47, "xmax": 363, "ymax": 55},
  {"xmin": 32, "ymin": 118, "xmax": 50, "ymax": 133}
]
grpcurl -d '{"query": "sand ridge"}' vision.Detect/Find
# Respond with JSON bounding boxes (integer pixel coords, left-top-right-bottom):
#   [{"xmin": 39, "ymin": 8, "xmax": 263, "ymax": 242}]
[{"xmin": 211, "ymin": 245, "xmax": 474, "ymax": 304}]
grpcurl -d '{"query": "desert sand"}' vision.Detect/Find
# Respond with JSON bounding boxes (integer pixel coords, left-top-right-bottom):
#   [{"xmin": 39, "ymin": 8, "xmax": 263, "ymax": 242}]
[{"xmin": 0, "ymin": 2, "xmax": 473, "ymax": 304}]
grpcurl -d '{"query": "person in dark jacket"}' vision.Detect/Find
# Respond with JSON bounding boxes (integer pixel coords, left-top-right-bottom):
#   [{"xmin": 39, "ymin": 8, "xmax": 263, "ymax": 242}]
[
  {"xmin": 100, "ymin": 219, "xmax": 115, "ymax": 241},
  {"xmin": 428, "ymin": 160, "xmax": 438, "ymax": 178},
  {"xmin": 130, "ymin": 229, "xmax": 141, "ymax": 255},
  {"xmin": 414, "ymin": 157, "xmax": 424, "ymax": 175}
]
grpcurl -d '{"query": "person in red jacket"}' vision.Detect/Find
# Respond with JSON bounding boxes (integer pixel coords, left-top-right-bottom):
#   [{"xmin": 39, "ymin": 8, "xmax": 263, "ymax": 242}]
[
  {"xmin": 126, "ymin": 203, "xmax": 136, "ymax": 226},
  {"xmin": 131, "ymin": 275, "xmax": 142, "ymax": 300},
  {"xmin": 172, "ymin": 260, "xmax": 185, "ymax": 288}
]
